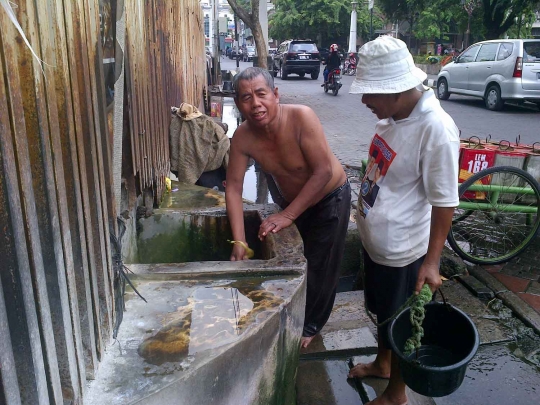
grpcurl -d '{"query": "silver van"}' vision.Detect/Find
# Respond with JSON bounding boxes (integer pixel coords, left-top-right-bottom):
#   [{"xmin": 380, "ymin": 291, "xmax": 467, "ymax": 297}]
[{"xmin": 437, "ymin": 39, "xmax": 540, "ymax": 111}]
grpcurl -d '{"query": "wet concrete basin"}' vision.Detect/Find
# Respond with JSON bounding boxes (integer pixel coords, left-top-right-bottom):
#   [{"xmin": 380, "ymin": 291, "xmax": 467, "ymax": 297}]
[{"xmin": 85, "ymin": 183, "xmax": 307, "ymax": 405}]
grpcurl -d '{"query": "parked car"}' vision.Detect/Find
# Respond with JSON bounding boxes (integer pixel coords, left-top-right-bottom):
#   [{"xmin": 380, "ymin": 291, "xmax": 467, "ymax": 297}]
[
  {"xmin": 243, "ymin": 46, "xmax": 256, "ymax": 62},
  {"xmin": 272, "ymin": 39, "xmax": 321, "ymax": 80},
  {"xmin": 229, "ymin": 48, "xmax": 241, "ymax": 60},
  {"xmin": 436, "ymin": 39, "xmax": 540, "ymax": 111}
]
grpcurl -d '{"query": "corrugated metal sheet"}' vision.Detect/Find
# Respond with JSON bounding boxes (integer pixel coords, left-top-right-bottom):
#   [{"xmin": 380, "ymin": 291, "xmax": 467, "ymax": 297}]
[
  {"xmin": 125, "ymin": 0, "xmax": 206, "ymax": 199},
  {"xmin": 0, "ymin": 0, "xmax": 205, "ymax": 403}
]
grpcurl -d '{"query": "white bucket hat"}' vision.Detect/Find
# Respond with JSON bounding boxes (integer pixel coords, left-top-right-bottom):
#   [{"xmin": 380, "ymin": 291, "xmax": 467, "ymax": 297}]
[{"xmin": 349, "ymin": 36, "xmax": 427, "ymax": 95}]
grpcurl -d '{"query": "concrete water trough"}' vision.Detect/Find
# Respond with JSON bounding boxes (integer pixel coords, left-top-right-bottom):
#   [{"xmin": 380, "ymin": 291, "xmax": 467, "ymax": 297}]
[{"xmin": 85, "ymin": 184, "xmax": 307, "ymax": 405}]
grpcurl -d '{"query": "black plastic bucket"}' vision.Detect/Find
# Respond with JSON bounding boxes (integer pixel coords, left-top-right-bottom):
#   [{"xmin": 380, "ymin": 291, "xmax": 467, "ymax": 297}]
[{"xmin": 388, "ymin": 301, "xmax": 479, "ymax": 397}]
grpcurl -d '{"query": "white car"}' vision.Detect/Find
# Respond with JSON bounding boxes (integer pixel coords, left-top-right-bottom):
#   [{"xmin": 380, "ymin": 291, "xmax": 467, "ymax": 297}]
[{"xmin": 436, "ymin": 39, "xmax": 540, "ymax": 111}]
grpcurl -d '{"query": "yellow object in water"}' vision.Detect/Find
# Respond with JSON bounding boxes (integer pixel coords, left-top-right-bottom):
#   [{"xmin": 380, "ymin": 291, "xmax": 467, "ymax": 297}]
[
  {"xmin": 228, "ymin": 240, "xmax": 254, "ymax": 259},
  {"xmin": 165, "ymin": 177, "xmax": 172, "ymax": 192}
]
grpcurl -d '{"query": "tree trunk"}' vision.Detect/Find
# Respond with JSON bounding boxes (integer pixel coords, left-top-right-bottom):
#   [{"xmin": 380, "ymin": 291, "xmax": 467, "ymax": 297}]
[
  {"xmin": 228, "ymin": 0, "xmax": 268, "ymax": 69},
  {"xmin": 252, "ymin": 21, "xmax": 268, "ymax": 69}
]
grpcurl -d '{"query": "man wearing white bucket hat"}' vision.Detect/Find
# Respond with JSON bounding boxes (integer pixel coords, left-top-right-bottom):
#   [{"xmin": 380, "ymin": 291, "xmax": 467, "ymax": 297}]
[{"xmin": 348, "ymin": 36, "xmax": 460, "ymax": 405}]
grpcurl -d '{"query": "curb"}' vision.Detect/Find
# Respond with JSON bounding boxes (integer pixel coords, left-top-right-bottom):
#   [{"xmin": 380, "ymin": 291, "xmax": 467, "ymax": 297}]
[
  {"xmin": 423, "ymin": 78, "xmax": 437, "ymax": 88},
  {"xmin": 468, "ymin": 265, "xmax": 540, "ymax": 335}
]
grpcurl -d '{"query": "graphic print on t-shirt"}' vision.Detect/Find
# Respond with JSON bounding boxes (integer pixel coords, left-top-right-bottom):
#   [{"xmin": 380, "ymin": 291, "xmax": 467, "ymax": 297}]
[{"xmin": 359, "ymin": 134, "xmax": 396, "ymax": 218}]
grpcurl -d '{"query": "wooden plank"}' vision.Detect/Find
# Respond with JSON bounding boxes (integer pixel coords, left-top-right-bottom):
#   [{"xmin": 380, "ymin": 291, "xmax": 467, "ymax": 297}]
[
  {"xmin": 58, "ymin": 0, "xmax": 100, "ymax": 378},
  {"xmin": 0, "ymin": 12, "xmax": 51, "ymax": 404}
]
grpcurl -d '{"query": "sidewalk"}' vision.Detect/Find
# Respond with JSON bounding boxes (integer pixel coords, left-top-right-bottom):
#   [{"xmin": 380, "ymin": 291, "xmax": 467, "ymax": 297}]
[{"xmin": 469, "ymin": 236, "xmax": 540, "ymax": 333}]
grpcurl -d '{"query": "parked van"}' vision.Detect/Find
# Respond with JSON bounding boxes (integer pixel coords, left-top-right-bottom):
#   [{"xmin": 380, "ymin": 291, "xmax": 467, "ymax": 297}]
[{"xmin": 436, "ymin": 39, "xmax": 540, "ymax": 111}]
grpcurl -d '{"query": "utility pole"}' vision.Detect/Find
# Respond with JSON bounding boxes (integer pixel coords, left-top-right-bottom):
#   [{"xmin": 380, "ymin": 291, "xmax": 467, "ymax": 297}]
[
  {"xmin": 348, "ymin": 2, "xmax": 358, "ymax": 53},
  {"xmin": 234, "ymin": 13, "xmax": 239, "ymax": 68},
  {"xmin": 213, "ymin": 0, "xmax": 219, "ymax": 83},
  {"xmin": 368, "ymin": 0, "xmax": 374, "ymax": 41}
]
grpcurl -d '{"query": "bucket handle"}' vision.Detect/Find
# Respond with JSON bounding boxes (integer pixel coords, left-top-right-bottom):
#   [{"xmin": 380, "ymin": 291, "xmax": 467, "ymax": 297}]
[
  {"xmin": 499, "ymin": 139, "xmax": 512, "ymax": 151},
  {"xmin": 515, "ymin": 134, "xmax": 521, "ymax": 147},
  {"xmin": 533, "ymin": 142, "xmax": 540, "ymax": 154},
  {"xmin": 432, "ymin": 287, "xmax": 449, "ymax": 306},
  {"xmin": 485, "ymin": 134, "xmax": 491, "ymax": 143}
]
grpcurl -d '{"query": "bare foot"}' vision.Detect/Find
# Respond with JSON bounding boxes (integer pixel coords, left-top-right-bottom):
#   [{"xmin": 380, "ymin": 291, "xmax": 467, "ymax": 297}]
[
  {"xmin": 300, "ymin": 335, "xmax": 317, "ymax": 348},
  {"xmin": 348, "ymin": 361, "xmax": 391, "ymax": 379},
  {"xmin": 366, "ymin": 392, "xmax": 407, "ymax": 405}
]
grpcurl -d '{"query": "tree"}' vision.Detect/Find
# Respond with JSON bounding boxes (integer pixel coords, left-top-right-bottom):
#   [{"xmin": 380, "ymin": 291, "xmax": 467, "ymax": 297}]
[
  {"xmin": 227, "ymin": 0, "xmax": 268, "ymax": 69},
  {"xmin": 482, "ymin": 0, "xmax": 540, "ymax": 39},
  {"xmin": 413, "ymin": 0, "xmax": 466, "ymax": 41},
  {"xmin": 269, "ymin": 0, "xmax": 385, "ymax": 46}
]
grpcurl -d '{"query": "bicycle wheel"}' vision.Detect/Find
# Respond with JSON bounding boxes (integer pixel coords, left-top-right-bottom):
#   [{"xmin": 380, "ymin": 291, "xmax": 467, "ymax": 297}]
[{"xmin": 447, "ymin": 166, "xmax": 540, "ymax": 265}]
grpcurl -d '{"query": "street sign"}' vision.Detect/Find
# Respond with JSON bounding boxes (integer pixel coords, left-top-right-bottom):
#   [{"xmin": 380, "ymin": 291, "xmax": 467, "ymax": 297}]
[{"xmin": 368, "ymin": 0, "xmax": 374, "ymax": 9}]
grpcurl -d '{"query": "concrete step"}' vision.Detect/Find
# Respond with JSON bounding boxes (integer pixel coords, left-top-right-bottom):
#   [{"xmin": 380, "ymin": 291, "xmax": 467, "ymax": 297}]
[
  {"xmin": 296, "ymin": 359, "xmax": 364, "ymax": 405},
  {"xmin": 300, "ymin": 291, "xmax": 377, "ymax": 359}
]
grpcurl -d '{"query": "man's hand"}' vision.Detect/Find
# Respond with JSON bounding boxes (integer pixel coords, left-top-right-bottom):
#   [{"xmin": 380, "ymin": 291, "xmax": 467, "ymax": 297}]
[
  {"xmin": 258, "ymin": 212, "xmax": 294, "ymax": 240},
  {"xmin": 230, "ymin": 243, "xmax": 250, "ymax": 261},
  {"xmin": 415, "ymin": 261, "xmax": 442, "ymax": 294}
]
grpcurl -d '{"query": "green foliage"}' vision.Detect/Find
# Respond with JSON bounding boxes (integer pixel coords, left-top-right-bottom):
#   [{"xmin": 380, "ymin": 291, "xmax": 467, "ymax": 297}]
[
  {"xmin": 482, "ymin": 0, "xmax": 540, "ymax": 39},
  {"xmin": 505, "ymin": 7, "xmax": 539, "ymax": 38},
  {"xmin": 269, "ymin": 0, "xmax": 385, "ymax": 46}
]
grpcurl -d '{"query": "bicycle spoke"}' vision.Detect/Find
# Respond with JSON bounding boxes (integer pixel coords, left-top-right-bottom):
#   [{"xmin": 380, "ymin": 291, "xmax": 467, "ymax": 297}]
[{"xmin": 449, "ymin": 166, "xmax": 540, "ymax": 264}]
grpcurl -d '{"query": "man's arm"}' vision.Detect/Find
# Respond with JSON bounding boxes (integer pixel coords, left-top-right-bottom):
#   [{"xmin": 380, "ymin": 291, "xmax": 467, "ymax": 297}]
[
  {"xmin": 415, "ymin": 206, "xmax": 454, "ymax": 294},
  {"xmin": 225, "ymin": 132, "xmax": 250, "ymax": 260},
  {"xmin": 259, "ymin": 107, "xmax": 335, "ymax": 239}
]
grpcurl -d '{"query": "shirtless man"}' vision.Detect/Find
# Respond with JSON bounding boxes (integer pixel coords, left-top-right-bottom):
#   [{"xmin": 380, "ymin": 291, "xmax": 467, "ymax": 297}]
[{"xmin": 226, "ymin": 67, "xmax": 351, "ymax": 347}]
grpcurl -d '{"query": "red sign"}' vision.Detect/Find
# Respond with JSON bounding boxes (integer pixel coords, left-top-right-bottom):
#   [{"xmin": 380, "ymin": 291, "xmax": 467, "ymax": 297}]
[{"xmin": 459, "ymin": 147, "xmax": 496, "ymax": 199}]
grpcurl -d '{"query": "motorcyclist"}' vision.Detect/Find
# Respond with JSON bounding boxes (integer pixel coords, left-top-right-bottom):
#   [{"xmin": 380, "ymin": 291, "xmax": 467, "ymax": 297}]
[
  {"xmin": 348, "ymin": 52, "xmax": 357, "ymax": 67},
  {"xmin": 322, "ymin": 44, "xmax": 341, "ymax": 86}
]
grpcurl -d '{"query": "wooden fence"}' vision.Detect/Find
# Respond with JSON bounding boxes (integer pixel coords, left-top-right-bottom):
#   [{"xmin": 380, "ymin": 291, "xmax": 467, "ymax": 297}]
[{"xmin": 0, "ymin": 0, "xmax": 205, "ymax": 404}]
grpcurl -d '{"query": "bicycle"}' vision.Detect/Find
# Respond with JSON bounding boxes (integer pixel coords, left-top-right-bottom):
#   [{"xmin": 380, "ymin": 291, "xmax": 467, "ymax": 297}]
[{"xmin": 447, "ymin": 166, "xmax": 540, "ymax": 265}]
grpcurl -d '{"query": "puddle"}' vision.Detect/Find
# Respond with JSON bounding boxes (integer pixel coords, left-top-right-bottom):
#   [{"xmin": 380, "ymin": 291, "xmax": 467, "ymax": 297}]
[
  {"xmin": 135, "ymin": 277, "xmax": 288, "ymax": 366},
  {"xmin": 435, "ymin": 343, "xmax": 540, "ymax": 405},
  {"xmin": 223, "ymin": 99, "xmax": 273, "ymax": 204},
  {"xmin": 161, "ymin": 182, "xmax": 226, "ymax": 209},
  {"xmin": 138, "ymin": 287, "xmax": 254, "ymax": 365}
]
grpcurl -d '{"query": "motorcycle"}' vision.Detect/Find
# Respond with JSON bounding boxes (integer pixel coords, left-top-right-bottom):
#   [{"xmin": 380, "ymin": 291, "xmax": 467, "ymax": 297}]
[
  {"xmin": 343, "ymin": 58, "xmax": 357, "ymax": 76},
  {"xmin": 323, "ymin": 67, "xmax": 342, "ymax": 96}
]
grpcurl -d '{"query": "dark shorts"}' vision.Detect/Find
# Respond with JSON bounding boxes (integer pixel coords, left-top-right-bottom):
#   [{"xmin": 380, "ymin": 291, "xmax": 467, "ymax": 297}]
[{"xmin": 364, "ymin": 250, "xmax": 425, "ymax": 347}]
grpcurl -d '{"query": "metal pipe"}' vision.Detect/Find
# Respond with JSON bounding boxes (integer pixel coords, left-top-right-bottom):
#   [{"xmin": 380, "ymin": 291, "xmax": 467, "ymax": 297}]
[
  {"xmin": 458, "ymin": 201, "xmax": 538, "ymax": 214},
  {"xmin": 463, "ymin": 184, "xmax": 538, "ymax": 195}
]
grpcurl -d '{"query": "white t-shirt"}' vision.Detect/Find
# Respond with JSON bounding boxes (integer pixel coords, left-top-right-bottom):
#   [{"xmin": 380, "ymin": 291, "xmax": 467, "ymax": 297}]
[{"xmin": 357, "ymin": 88, "xmax": 460, "ymax": 267}]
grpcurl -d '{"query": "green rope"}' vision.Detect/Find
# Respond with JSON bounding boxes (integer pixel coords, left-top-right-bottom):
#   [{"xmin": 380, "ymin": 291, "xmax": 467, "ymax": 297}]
[
  {"xmin": 364, "ymin": 284, "xmax": 433, "ymax": 356},
  {"xmin": 403, "ymin": 284, "xmax": 432, "ymax": 356}
]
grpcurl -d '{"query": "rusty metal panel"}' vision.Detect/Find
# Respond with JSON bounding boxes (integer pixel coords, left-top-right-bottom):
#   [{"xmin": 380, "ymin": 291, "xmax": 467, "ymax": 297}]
[
  {"xmin": 59, "ymin": 0, "xmax": 102, "ymax": 378},
  {"xmin": 72, "ymin": 0, "xmax": 113, "ymax": 351},
  {"xmin": 0, "ymin": 0, "xmax": 207, "ymax": 402},
  {"xmin": 0, "ymin": 12, "xmax": 52, "ymax": 405},
  {"xmin": 51, "ymin": 0, "xmax": 99, "ymax": 382},
  {"xmin": 125, "ymin": 0, "xmax": 206, "ymax": 200}
]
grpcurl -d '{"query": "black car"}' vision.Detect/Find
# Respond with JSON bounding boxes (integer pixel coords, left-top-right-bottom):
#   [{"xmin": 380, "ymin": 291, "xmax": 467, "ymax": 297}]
[{"xmin": 272, "ymin": 39, "xmax": 321, "ymax": 80}]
